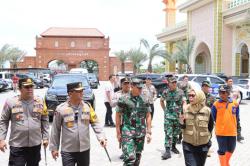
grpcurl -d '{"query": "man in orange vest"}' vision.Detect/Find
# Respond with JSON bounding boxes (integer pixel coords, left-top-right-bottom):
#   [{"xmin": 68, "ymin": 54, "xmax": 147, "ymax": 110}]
[{"xmin": 211, "ymin": 85, "xmax": 238, "ymax": 166}]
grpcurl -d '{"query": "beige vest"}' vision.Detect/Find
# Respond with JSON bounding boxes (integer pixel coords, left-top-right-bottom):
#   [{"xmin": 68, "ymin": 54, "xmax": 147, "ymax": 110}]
[{"xmin": 183, "ymin": 106, "xmax": 211, "ymax": 146}]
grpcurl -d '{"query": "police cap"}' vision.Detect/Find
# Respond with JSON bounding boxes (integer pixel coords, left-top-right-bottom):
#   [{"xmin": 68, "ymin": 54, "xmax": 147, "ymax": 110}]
[{"xmin": 67, "ymin": 82, "xmax": 84, "ymax": 92}]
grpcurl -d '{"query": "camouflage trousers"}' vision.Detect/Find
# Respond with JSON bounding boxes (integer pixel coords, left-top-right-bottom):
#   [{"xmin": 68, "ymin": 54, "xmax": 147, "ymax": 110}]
[
  {"xmin": 164, "ymin": 119, "xmax": 181, "ymax": 148},
  {"xmin": 122, "ymin": 136, "xmax": 145, "ymax": 166}
]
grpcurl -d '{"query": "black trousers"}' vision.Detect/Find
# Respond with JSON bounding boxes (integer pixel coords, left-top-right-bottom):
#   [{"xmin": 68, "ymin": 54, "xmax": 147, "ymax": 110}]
[
  {"xmin": 182, "ymin": 142, "xmax": 210, "ymax": 166},
  {"xmin": 9, "ymin": 144, "xmax": 41, "ymax": 166},
  {"xmin": 104, "ymin": 102, "xmax": 114, "ymax": 125},
  {"xmin": 61, "ymin": 149, "xmax": 90, "ymax": 166},
  {"xmin": 149, "ymin": 104, "xmax": 154, "ymax": 120},
  {"xmin": 216, "ymin": 136, "xmax": 236, "ymax": 155}
]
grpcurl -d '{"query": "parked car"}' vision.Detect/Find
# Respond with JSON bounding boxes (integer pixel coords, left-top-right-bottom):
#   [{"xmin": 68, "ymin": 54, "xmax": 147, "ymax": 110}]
[
  {"xmin": 0, "ymin": 79, "xmax": 9, "ymax": 91},
  {"xmin": 0, "ymin": 72, "xmax": 13, "ymax": 90},
  {"xmin": 84, "ymin": 73, "xmax": 99, "ymax": 89},
  {"xmin": 237, "ymin": 78, "xmax": 250, "ymax": 99},
  {"xmin": 45, "ymin": 74, "xmax": 96, "ymax": 121},
  {"xmin": 133, "ymin": 73, "xmax": 168, "ymax": 97},
  {"xmin": 176, "ymin": 74, "xmax": 250, "ymax": 100},
  {"xmin": 16, "ymin": 73, "xmax": 44, "ymax": 89}
]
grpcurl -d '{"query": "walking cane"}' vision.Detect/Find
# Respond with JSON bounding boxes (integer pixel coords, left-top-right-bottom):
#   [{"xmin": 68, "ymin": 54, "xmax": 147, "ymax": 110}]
[
  {"xmin": 104, "ymin": 147, "xmax": 112, "ymax": 162},
  {"xmin": 44, "ymin": 146, "xmax": 48, "ymax": 166}
]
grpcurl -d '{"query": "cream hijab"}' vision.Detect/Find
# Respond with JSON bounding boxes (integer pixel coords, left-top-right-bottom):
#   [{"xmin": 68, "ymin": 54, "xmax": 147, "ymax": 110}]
[{"xmin": 188, "ymin": 89, "xmax": 206, "ymax": 113}]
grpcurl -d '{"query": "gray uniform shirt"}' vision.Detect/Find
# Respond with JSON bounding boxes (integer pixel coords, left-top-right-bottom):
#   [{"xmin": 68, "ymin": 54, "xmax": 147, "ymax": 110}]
[
  {"xmin": 49, "ymin": 100, "xmax": 105, "ymax": 153},
  {"xmin": 0, "ymin": 96, "xmax": 49, "ymax": 147}
]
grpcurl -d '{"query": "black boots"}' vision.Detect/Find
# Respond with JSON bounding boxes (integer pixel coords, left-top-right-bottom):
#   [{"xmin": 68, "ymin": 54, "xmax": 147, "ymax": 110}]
[
  {"xmin": 171, "ymin": 144, "xmax": 180, "ymax": 154},
  {"xmin": 237, "ymin": 134, "xmax": 244, "ymax": 142},
  {"xmin": 162, "ymin": 147, "xmax": 171, "ymax": 160},
  {"xmin": 134, "ymin": 153, "xmax": 141, "ymax": 166}
]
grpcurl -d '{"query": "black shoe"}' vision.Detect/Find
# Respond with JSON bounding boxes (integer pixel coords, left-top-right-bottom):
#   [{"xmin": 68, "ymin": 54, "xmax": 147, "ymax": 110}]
[
  {"xmin": 171, "ymin": 146, "xmax": 180, "ymax": 154},
  {"xmin": 119, "ymin": 154, "xmax": 124, "ymax": 159},
  {"xmin": 110, "ymin": 124, "xmax": 116, "ymax": 127},
  {"xmin": 237, "ymin": 135, "xmax": 244, "ymax": 142},
  {"xmin": 177, "ymin": 139, "xmax": 181, "ymax": 144},
  {"xmin": 104, "ymin": 124, "xmax": 110, "ymax": 127},
  {"xmin": 162, "ymin": 148, "xmax": 171, "ymax": 160}
]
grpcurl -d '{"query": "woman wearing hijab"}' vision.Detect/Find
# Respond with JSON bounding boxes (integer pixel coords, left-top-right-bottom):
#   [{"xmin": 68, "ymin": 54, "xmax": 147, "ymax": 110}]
[{"xmin": 179, "ymin": 89, "xmax": 214, "ymax": 166}]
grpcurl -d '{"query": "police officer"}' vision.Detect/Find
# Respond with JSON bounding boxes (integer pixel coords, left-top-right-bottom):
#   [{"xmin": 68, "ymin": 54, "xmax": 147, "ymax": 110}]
[
  {"xmin": 160, "ymin": 76, "xmax": 186, "ymax": 160},
  {"xmin": 116, "ymin": 79, "xmax": 152, "ymax": 166},
  {"xmin": 0, "ymin": 78, "xmax": 49, "ymax": 166},
  {"xmin": 49, "ymin": 82, "xmax": 106, "ymax": 166},
  {"xmin": 113, "ymin": 77, "xmax": 131, "ymax": 160}
]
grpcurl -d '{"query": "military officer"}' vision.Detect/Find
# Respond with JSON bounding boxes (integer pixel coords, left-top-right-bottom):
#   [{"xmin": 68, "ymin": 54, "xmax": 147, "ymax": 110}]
[
  {"xmin": 160, "ymin": 76, "xmax": 186, "ymax": 160},
  {"xmin": 0, "ymin": 78, "xmax": 49, "ymax": 166},
  {"xmin": 49, "ymin": 82, "xmax": 107, "ymax": 166},
  {"xmin": 113, "ymin": 77, "xmax": 131, "ymax": 160},
  {"xmin": 225, "ymin": 76, "xmax": 244, "ymax": 142},
  {"xmin": 116, "ymin": 79, "xmax": 152, "ymax": 166},
  {"xmin": 201, "ymin": 80, "xmax": 216, "ymax": 108}
]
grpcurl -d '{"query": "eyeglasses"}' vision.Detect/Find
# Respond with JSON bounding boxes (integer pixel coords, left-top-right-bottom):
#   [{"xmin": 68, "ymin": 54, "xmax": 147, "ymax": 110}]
[
  {"xmin": 188, "ymin": 94, "xmax": 195, "ymax": 98},
  {"xmin": 24, "ymin": 85, "xmax": 34, "ymax": 89}
]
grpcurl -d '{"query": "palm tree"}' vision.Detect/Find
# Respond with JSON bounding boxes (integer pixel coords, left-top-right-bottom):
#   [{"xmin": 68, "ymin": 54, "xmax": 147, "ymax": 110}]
[
  {"xmin": 0, "ymin": 44, "xmax": 11, "ymax": 68},
  {"xmin": 127, "ymin": 48, "xmax": 147, "ymax": 74},
  {"xmin": 115, "ymin": 50, "xmax": 128, "ymax": 73},
  {"xmin": 140, "ymin": 38, "xmax": 168, "ymax": 73},
  {"xmin": 7, "ymin": 46, "xmax": 26, "ymax": 69},
  {"xmin": 174, "ymin": 37, "xmax": 196, "ymax": 74}
]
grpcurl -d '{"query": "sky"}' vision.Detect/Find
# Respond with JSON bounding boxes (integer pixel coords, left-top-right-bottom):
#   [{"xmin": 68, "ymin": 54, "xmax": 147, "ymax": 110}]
[{"xmin": 0, "ymin": 0, "xmax": 167, "ymax": 56}]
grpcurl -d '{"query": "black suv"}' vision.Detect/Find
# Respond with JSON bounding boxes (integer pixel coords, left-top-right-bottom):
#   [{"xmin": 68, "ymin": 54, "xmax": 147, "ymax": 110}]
[
  {"xmin": 45, "ymin": 74, "xmax": 95, "ymax": 121},
  {"xmin": 133, "ymin": 73, "xmax": 167, "ymax": 97},
  {"xmin": 16, "ymin": 73, "xmax": 44, "ymax": 88}
]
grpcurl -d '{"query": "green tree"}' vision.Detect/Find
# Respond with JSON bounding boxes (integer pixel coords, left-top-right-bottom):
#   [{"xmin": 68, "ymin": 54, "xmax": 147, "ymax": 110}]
[
  {"xmin": 174, "ymin": 37, "xmax": 196, "ymax": 74},
  {"xmin": 0, "ymin": 44, "xmax": 11, "ymax": 68},
  {"xmin": 127, "ymin": 48, "xmax": 147, "ymax": 74},
  {"xmin": 140, "ymin": 38, "xmax": 168, "ymax": 73},
  {"xmin": 80, "ymin": 60, "xmax": 98, "ymax": 73},
  {"xmin": 115, "ymin": 50, "xmax": 127, "ymax": 73},
  {"xmin": 7, "ymin": 46, "xmax": 26, "ymax": 69}
]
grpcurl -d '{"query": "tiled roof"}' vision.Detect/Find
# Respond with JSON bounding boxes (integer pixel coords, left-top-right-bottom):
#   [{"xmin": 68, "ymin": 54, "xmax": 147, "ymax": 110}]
[{"xmin": 41, "ymin": 27, "xmax": 104, "ymax": 37}]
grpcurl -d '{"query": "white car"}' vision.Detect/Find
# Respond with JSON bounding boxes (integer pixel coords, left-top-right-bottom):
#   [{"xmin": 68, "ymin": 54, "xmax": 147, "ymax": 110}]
[{"xmin": 237, "ymin": 79, "xmax": 250, "ymax": 99}]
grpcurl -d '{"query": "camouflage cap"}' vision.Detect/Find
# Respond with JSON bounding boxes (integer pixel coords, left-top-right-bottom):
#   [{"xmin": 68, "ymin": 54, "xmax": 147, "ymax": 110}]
[
  {"xmin": 218, "ymin": 84, "xmax": 230, "ymax": 92},
  {"xmin": 131, "ymin": 78, "xmax": 144, "ymax": 88},
  {"xmin": 67, "ymin": 82, "xmax": 84, "ymax": 92},
  {"xmin": 167, "ymin": 76, "xmax": 177, "ymax": 83},
  {"xmin": 18, "ymin": 78, "xmax": 34, "ymax": 88},
  {"xmin": 202, "ymin": 80, "xmax": 211, "ymax": 87}
]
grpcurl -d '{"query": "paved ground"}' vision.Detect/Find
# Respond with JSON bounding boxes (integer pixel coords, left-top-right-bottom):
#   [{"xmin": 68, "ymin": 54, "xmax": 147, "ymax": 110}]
[{"xmin": 0, "ymin": 82, "xmax": 249, "ymax": 166}]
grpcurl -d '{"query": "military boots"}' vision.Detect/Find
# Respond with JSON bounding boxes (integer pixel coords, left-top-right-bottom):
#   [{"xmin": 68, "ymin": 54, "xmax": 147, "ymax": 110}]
[
  {"xmin": 171, "ymin": 143, "xmax": 180, "ymax": 154},
  {"xmin": 134, "ymin": 153, "xmax": 141, "ymax": 166},
  {"xmin": 162, "ymin": 147, "xmax": 171, "ymax": 160}
]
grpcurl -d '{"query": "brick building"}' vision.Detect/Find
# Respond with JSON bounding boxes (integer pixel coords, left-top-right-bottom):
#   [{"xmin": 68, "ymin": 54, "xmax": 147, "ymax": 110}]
[{"xmin": 17, "ymin": 27, "xmax": 132, "ymax": 80}]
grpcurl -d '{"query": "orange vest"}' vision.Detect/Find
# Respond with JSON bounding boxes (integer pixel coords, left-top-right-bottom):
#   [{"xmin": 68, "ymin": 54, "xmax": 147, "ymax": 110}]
[{"xmin": 213, "ymin": 99, "xmax": 237, "ymax": 136}]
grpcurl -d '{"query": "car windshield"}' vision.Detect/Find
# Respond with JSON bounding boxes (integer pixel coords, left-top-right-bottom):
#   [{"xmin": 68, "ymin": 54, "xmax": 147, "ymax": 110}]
[
  {"xmin": 238, "ymin": 80, "xmax": 248, "ymax": 84},
  {"xmin": 52, "ymin": 75, "xmax": 89, "ymax": 88}
]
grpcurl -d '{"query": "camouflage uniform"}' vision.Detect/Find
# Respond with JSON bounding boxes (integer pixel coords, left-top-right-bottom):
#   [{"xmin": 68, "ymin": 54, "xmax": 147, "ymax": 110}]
[
  {"xmin": 178, "ymin": 81, "xmax": 191, "ymax": 104},
  {"xmin": 116, "ymin": 93, "xmax": 151, "ymax": 166},
  {"xmin": 161, "ymin": 88, "xmax": 185, "ymax": 148},
  {"xmin": 205, "ymin": 93, "xmax": 216, "ymax": 108}
]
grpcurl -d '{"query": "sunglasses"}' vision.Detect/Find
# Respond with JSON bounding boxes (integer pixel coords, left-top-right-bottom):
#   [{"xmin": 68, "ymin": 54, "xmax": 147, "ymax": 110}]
[
  {"xmin": 219, "ymin": 91, "xmax": 227, "ymax": 94},
  {"xmin": 73, "ymin": 90, "xmax": 83, "ymax": 93},
  {"xmin": 188, "ymin": 94, "xmax": 195, "ymax": 98},
  {"xmin": 23, "ymin": 85, "xmax": 34, "ymax": 89}
]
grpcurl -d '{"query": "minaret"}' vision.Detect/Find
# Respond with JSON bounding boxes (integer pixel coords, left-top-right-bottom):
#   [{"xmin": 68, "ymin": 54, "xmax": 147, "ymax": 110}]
[{"xmin": 163, "ymin": 0, "xmax": 176, "ymax": 27}]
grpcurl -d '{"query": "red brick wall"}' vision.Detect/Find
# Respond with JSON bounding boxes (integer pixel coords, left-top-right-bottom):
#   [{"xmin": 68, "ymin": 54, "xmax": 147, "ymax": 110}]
[{"xmin": 17, "ymin": 56, "xmax": 36, "ymax": 68}]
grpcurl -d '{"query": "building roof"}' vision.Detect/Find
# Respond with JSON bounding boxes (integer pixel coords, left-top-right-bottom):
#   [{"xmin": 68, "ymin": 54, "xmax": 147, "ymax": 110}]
[{"xmin": 40, "ymin": 27, "xmax": 105, "ymax": 38}]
